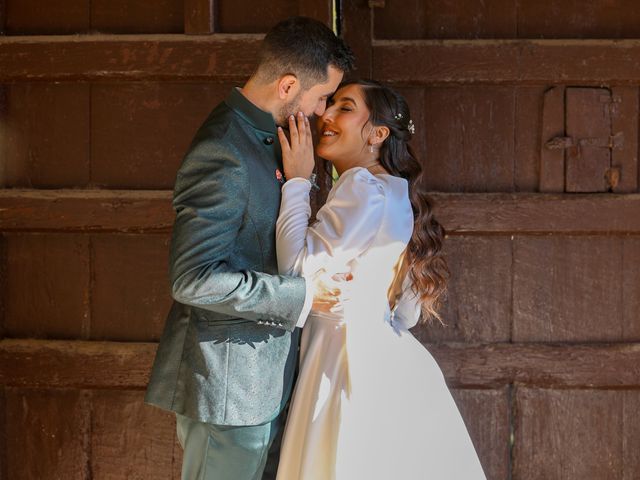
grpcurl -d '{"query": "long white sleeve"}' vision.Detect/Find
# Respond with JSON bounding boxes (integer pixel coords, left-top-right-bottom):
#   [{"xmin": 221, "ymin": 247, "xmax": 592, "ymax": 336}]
[
  {"xmin": 277, "ymin": 169, "xmax": 386, "ymax": 278},
  {"xmin": 391, "ymin": 274, "xmax": 422, "ymax": 330}
]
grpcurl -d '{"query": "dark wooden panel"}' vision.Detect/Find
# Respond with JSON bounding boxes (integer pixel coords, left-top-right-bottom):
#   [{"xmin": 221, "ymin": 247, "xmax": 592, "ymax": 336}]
[
  {"xmin": 413, "ymin": 236, "xmax": 511, "ymax": 343},
  {"xmin": 374, "ymin": 0, "xmax": 516, "ymax": 40},
  {"xmin": 450, "ymin": 388, "xmax": 510, "ymax": 480},
  {"xmin": 4, "ymin": 191, "xmax": 640, "ymax": 234},
  {"xmin": 513, "ymin": 388, "xmax": 640, "ymax": 479},
  {"xmin": 565, "ymin": 88, "xmax": 611, "ymax": 193},
  {"xmin": 373, "ymin": 40, "xmax": 640, "ymax": 85},
  {"xmin": 5, "ymin": 387, "xmax": 91, "ymax": 479},
  {"xmin": 515, "ymin": 87, "xmax": 545, "ymax": 192},
  {"xmin": 2, "ymin": 83, "xmax": 90, "ymax": 188},
  {"xmin": 91, "ymin": 390, "xmax": 179, "ymax": 479},
  {"xmin": 422, "ymin": 87, "xmax": 515, "ymax": 192},
  {"xmin": 184, "ymin": 0, "xmax": 214, "ymax": 34},
  {"xmin": 91, "ymin": 0, "xmax": 183, "ymax": 34},
  {"xmin": 4, "ymin": 234, "xmax": 90, "ymax": 339},
  {"xmin": 217, "ymin": 0, "xmax": 296, "ymax": 33},
  {"xmin": 0, "ymin": 235, "xmax": 6, "ymax": 337},
  {"xmin": 91, "ymin": 83, "xmax": 229, "ymax": 189},
  {"xmin": 0, "ymin": 35, "xmax": 260, "ymax": 82},
  {"xmin": 539, "ymin": 86, "xmax": 565, "ymax": 192},
  {"xmin": 623, "ymin": 238, "xmax": 640, "ymax": 341},
  {"xmin": 5, "ymin": 0, "xmax": 89, "ymax": 35},
  {"xmin": 513, "ymin": 236, "xmax": 623, "ymax": 342},
  {"xmin": 518, "ymin": 1, "xmax": 640, "ymax": 39},
  {"xmin": 342, "ymin": 0, "xmax": 373, "ymax": 78},
  {"xmin": 611, "ymin": 86, "xmax": 639, "ymax": 193},
  {"xmin": 91, "ymin": 235, "xmax": 172, "ymax": 341},
  {"xmin": 4, "ymin": 340, "xmax": 640, "ymax": 389}
]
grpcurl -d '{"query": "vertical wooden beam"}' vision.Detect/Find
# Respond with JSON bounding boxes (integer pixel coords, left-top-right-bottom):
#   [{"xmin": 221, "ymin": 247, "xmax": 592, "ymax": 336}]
[
  {"xmin": 0, "ymin": 0, "xmax": 5, "ymax": 35},
  {"xmin": 342, "ymin": 0, "xmax": 373, "ymax": 79},
  {"xmin": 0, "ymin": 234, "xmax": 6, "ymax": 339},
  {"xmin": 0, "ymin": 86, "xmax": 6, "ymax": 188},
  {"xmin": 539, "ymin": 86, "xmax": 565, "ymax": 192},
  {"xmin": 184, "ymin": 0, "xmax": 215, "ymax": 34},
  {"xmin": 611, "ymin": 86, "xmax": 639, "ymax": 193},
  {"xmin": 298, "ymin": 0, "xmax": 332, "ymax": 27}
]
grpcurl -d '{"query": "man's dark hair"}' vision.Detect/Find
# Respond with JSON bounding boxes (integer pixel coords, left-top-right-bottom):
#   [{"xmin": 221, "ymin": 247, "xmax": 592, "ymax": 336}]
[{"xmin": 255, "ymin": 17, "xmax": 355, "ymax": 88}]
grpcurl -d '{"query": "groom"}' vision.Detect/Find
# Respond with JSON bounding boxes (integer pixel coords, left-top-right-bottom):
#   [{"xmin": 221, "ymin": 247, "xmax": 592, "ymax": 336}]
[{"xmin": 145, "ymin": 17, "xmax": 355, "ymax": 480}]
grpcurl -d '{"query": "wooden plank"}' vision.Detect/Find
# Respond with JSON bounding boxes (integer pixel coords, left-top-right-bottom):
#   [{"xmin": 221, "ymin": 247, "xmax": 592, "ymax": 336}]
[
  {"xmin": 3, "ymin": 83, "xmax": 91, "ymax": 188},
  {"xmin": 91, "ymin": 0, "xmax": 183, "ymax": 34},
  {"xmin": 539, "ymin": 86, "xmax": 565, "ymax": 192},
  {"xmin": 340, "ymin": 0, "xmax": 373, "ymax": 79},
  {"xmin": 2, "ymin": 339, "xmax": 640, "ymax": 389},
  {"xmin": 623, "ymin": 238, "xmax": 640, "ymax": 340},
  {"xmin": 0, "ymin": 190, "xmax": 174, "ymax": 232},
  {"xmin": 412, "ymin": 236, "xmax": 511, "ymax": 343},
  {"xmin": 91, "ymin": 235, "xmax": 172, "ymax": 342},
  {"xmin": 0, "ymin": 35, "xmax": 261, "ymax": 82},
  {"xmin": 298, "ymin": 0, "xmax": 332, "ymax": 27},
  {"xmin": 4, "ymin": 0, "xmax": 89, "ymax": 35},
  {"xmin": 513, "ymin": 388, "xmax": 640, "ymax": 479},
  {"xmin": 3, "ymin": 191, "xmax": 640, "ymax": 233},
  {"xmin": 373, "ymin": 39, "xmax": 640, "ymax": 85},
  {"xmin": 90, "ymin": 390, "xmax": 179, "ymax": 479},
  {"xmin": 217, "ymin": 0, "xmax": 298, "ymax": 33},
  {"xmin": 513, "ymin": 236, "xmax": 623, "ymax": 342},
  {"xmin": 515, "ymin": 86, "xmax": 546, "ymax": 191},
  {"xmin": 5, "ymin": 387, "xmax": 91, "ymax": 479},
  {"xmin": 611, "ymin": 86, "xmax": 639, "ymax": 193},
  {"xmin": 450, "ymin": 388, "xmax": 510, "ymax": 480},
  {"xmin": 184, "ymin": 0, "xmax": 214, "ymax": 34},
  {"xmin": 4, "ymin": 234, "xmax": 91, "ymax": 339},
  {"xmin": 91, "ymin": 83, "xmax": 228, "ymax": 189}
]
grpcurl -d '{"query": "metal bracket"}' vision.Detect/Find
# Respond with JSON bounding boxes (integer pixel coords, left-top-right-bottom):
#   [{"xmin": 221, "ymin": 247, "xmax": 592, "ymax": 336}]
[{"xmin": 545, "ymin": 132, "xmax": 624, "ymax": 150}]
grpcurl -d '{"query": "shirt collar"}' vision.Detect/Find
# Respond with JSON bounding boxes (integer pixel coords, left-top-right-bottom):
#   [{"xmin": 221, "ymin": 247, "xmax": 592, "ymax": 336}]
[{"xmin": 225, "ymin": 87, "xmax": 277, "ymax": 134}]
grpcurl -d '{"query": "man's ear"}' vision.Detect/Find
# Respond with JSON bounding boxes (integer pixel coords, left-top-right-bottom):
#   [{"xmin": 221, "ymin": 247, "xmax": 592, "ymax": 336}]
[
  {"xmin": 278, "ymin": 74, "xmax": 299, "ymax": 100},
  {"xmin": 372, "ymin": 126, "xmax": 390, "ymax": 145}
]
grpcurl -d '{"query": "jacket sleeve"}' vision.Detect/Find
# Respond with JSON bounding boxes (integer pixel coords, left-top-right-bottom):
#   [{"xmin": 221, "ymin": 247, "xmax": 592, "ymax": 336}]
[{"xmin": 168, "ymin": 132, "xmax": 306, "ymax": 331}]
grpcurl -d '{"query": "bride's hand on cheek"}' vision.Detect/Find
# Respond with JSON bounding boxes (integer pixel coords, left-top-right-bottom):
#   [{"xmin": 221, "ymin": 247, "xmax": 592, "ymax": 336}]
[{"xmin": 277, "ymin": 112, "xmax": 315, "ymax": 181}]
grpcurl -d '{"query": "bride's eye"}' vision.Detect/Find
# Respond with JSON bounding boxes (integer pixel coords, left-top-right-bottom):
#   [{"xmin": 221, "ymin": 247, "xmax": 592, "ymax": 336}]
[{"xmin": 340, "ymin": 106, "xmax": 352, "ymax": 112}]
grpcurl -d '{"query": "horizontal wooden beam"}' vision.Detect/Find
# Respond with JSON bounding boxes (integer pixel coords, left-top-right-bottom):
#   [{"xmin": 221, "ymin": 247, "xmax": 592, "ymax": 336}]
[
  {"xmin": 0, "ymin": 34, "xmax": 261, "ymax": 82},
  {"xmin": 3, "ymin": 36, "xmax": 640, "ymax": 83},
  {"xmin": 1, "ymin": 339, "xmax": 639, "ymax": 389},
  {"xmin": 1, "ymin": 190, "xmax": 640, "ymax": 234},
  {"xmin": 374, "ymin": 39, "xmax": 640, "ymax": 85}
]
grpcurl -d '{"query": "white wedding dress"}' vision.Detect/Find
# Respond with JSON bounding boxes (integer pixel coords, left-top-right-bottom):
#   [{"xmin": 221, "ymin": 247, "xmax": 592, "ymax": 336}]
[{"xmin": 275, "ymin": 167, "xmax": 486, "ymax": 480}]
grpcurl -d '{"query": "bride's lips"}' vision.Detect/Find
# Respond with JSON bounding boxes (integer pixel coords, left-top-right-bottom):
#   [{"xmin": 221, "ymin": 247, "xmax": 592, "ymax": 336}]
[{"xmin": 319, "ymin": 127, "xmax": 339, "ymax": 140}]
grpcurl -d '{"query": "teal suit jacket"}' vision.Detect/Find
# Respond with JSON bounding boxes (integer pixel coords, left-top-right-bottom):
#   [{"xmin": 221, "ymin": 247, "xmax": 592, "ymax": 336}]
[{"xmin": 145, "ymin": 88, "xmax": 307, "ymax": 426}]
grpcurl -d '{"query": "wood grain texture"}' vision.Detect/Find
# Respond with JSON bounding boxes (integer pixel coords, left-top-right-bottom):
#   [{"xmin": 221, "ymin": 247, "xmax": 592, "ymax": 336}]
[
  {"xmin": 611, "ymin": 86, "xmax": 639, "ymax": 193},
  {"xmin": 3, "ymin": 340, "xmax": 640, "ymax": 389},
  {"xmin": 91, "ymin": 0, "xmax": 183, "ymax": 34},
  {"xmin": 513, "ymin": 388, "xmax": 640, "ymax": 479},
  {"xmin": 4, "ymin": 387, "xmax": 91, "ymax": 479},
  {"xmin": 337, "ymin": 0, "xmax": 373, "ymax": 79},
  {"xmin": 2, "ymin": 83, "xmax": 91, "ymax": 188},
  {"xmin": 91, "ymin": 235, "xmax": 172, "ymax": 341},
  {"xmin": 4, "ymin": 0, "xmax": 89, "ymax": 35},
  {"xmin": 4, "ymin": 234, "xmax": 91, "ymax": 339},
  {"xmin": 0, "ymin": 35, "xmax": 261, "ymax": 81},
  {"xmin": 539, "ymin": 86, "xmax": 565, "ymax": 192},
  {"xmin": 184, "ymin": 0, "xmax": 214, "ymax": 34},
  {"xmin": 515, "ymin": 86, "xmax": 546, "ymax": 192},
  {"xmin": 413, "ymin": 236, "xmax": 512, "ymax": 343},
  {"xmin": 623, "ymin": 237, "xmax": 640, "ymax": 341},
  {"xmin": 451, "ymin": 388, "xmax": 510, "ymax": 480},
  {"xmin": 373, "ymin": 40, "xmax": 640, "ymax": 85},
  {"xmin": 3, "ymin": 191, "xmax": 640, "ymax": 233}
]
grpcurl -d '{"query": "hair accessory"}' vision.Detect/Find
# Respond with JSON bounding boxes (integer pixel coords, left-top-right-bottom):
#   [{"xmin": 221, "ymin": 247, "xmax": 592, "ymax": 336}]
[
  {"xmin": 407, "ymin": 119, "xmax": 416, "ymax": 135},
  {"xmin": 394, "ymin": 113, "xmax": 403, "ymax": 121},
  {"xmin": 309, "ymin": 172, "xmax": 320, "ymax": 191},
  {"xmin": 275, "ymin": 168, "xmax": 285, "ymax": 184}
]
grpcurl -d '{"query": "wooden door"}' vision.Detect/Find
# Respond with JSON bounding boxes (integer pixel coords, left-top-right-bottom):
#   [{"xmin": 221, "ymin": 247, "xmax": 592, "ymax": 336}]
[
  {"xmin": 341, "ymin": 1, "xmax": 640, "ymax": 479},
  {"xmin": 0, "ymin": 2, "xmax": 332, "ymax": 478}
]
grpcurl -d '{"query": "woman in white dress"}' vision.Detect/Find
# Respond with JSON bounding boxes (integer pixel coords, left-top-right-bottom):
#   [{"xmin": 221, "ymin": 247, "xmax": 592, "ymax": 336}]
[{"xmin": 274, "ymin": 80, "xmax": 486, "ymax": 480}]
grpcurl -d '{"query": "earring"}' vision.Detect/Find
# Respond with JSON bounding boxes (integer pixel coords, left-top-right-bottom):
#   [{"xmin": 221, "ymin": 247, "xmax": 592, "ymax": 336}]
[{"xmin": 369, "ymin": 144, "xmax": 374, "ymax": 153}]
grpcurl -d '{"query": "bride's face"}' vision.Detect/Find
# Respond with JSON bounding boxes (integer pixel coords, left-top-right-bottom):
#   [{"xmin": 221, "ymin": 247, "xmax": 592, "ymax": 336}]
[{"xmin": 316, "ymin": 84, "xmax": 372, "ymax": 168}]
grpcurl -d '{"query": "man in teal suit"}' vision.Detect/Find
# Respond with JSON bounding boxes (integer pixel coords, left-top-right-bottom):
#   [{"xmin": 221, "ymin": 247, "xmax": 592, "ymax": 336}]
[{"xmin": 145, "ymin": 17, "xmax": 355, "ymax": 480}]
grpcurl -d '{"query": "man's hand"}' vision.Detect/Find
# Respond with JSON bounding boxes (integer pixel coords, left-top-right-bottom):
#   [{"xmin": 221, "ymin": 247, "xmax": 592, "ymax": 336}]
[{"xmin": 310, "ymin": 269, "xmax": 353, "ymax": 314}]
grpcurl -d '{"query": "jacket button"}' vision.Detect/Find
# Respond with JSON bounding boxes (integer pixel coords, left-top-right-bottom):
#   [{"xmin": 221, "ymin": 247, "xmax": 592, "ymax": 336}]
[{"xmin": 264, "ymin": 136, "xmax": 274, "ymax": 145}]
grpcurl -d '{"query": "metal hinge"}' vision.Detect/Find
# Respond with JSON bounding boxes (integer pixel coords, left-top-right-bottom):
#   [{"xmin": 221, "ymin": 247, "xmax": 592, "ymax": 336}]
[{"xmin": 545, "ymin": 132, "xmax": 624, "ymax": 150}]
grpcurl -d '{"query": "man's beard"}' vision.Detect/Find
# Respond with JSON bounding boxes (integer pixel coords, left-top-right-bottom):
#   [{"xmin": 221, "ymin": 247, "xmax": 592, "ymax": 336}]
[{"xmin": 276, "ymin": 93, "xmax": 302, "ymax": 127}]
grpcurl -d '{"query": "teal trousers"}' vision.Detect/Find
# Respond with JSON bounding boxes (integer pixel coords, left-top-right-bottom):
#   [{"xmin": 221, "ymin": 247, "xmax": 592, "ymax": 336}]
[{"xmin": 176, "ymin": 413, "xmax": 284, "ymax": 480}]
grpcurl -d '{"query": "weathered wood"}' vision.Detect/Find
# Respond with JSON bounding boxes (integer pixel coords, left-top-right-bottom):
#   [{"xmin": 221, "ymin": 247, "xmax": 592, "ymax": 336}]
[
  {"xmin": 0, "ymin": 35, "xmax": 260, "ymax": 81},
  {"xmin": 3, "ymin": 83, "xmax": 91, "ymax": 188},
  {"xmin": 539, "ymin": 86, "xmax": 565, "ymax": 192},
  {"xmin": 184, "ymin": 0, "xmax": 214, "ymax": 34},
  {"xmin": 2, "ymin": 339, "xmax": 640, "ymax": 389},
  {"xmin": 3, "ymin": 191, "xmax": 640, "ymax": 233},
  {"xmin": 91, "ymin": 0, "xmax": 183, "ymax": 34},
  {"xmin": 515, "ymin": 87, "xmax": 546, "ymax": 191},
  {"xmin": 298, "ymin": 0, "xmax": 332, "ymax": 27},
  {"xmin": 413, "ymin": 236, "xmax": 512, "ymax": 343},
  {"xmin": 4, "ymin": 234, "xmax": 91, "ymax": 339},
  {"xmin": 623, "ymin": 238, "xmax": 640, "ymax": 340},
  {"xmin": 5, "ymin": 387, "xmax": 91, "ymax": 479},
  {"xmin": 512, "ymin": 236, "xmax": 625, "ymax": 342},
  {"xmin": 373, "ymin": 39, "xmax": 640, "ymax": 85},
  {"xmin": 513, "ymin": 388, "xmax": 640, "ymax": 479},
  {"xmin": 333, "ymin": 0, "xmax": 372, "ymax": 79},
  {"xmin": 91, "ymin": 235, "xmax": 172, "ymax": 341},
  {"xmin": 0, "ymin": 190, "xmax": 174, "ymax": 232},
  {"xmin": 450, "ymin": 388, "xmax": 510, "ymax": 480},
  {"xmin": 611, "ymin": 86, "xmax": 639, "ymax": 193},
  {"xmin": 4, "ymin": 0, "xmax": 90, "ymax": 35}
]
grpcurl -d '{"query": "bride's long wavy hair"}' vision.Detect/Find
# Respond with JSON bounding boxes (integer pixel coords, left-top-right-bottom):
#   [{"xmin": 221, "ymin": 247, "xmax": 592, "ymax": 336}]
[{"xmin": 341, "ymin": 79, "xmax": 449, "ymax": 322}]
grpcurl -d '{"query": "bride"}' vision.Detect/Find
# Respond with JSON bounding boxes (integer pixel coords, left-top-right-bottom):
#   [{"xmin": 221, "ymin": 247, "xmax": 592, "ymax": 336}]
[{"xmin": 274, "ymin": 80, "xmax": 486, "ymax": 479}]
